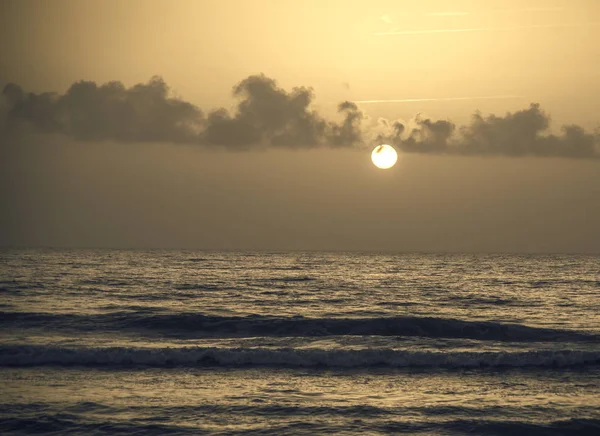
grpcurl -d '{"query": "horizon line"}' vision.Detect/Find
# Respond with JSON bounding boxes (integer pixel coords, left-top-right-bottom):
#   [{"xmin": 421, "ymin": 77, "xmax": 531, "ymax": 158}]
[{"xmin": 1, "ymin": 245, "xmax": 598, "ymax": 256}]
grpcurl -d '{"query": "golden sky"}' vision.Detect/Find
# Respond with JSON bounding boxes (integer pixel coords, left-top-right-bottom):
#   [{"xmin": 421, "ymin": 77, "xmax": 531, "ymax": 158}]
[
  {"xmin": 2, "ymin": 0, "xmax": 599, "ymax": 125},
  {"xmin": 1, "ymin": 0, "xmax": 599, "ymax": 252}
]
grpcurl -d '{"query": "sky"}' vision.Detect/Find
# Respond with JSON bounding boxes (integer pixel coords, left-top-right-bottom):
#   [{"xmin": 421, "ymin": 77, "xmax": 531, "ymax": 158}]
[{"xmin": 1, "ymin": 0, "xmax": 599, "ymax": 253}]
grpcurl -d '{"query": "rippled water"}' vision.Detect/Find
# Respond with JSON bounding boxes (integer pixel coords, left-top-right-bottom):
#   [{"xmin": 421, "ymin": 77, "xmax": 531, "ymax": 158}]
[{"xmin": 1, "ymin": 249, "xmax": 599, "ymax": 434}]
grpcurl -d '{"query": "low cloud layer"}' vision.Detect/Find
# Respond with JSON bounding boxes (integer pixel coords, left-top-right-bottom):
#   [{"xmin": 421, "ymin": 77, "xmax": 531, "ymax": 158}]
[
  {"xmin": 376, "ymin": 104, "xmax": 599, "ymax": 158},
  {"xmin": 1, "ymin": 75, "xmax": 598, "ymax": 158},
  {"xmin": 0, "ymin": 75, "xmax": 363, "ymax": 149}
]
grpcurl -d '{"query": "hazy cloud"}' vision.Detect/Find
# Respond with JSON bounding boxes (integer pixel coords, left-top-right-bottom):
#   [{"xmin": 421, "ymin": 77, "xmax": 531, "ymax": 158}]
[
  {"xmin": 377, "ymin": 104, "xmax": 599, "ymax": 158},
  {"xmin": 2, "ymin": 74, "xmax": 363, "ymax": 149},
  {"xmin": 1, "ymin": 77, "xmax": 202, "ymax": 143},
  {"xmin": 1, "ymin": 75, "xmax": 599, "ymax": 158},
  {"xmin": 203, "ymin": 75, "xmax": 362, "ymax": 148}
]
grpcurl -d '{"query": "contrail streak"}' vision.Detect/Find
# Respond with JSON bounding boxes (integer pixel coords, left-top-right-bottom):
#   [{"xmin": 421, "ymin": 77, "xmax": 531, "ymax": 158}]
[
  {"xmin": 352, "ymin": 96, "xmax": 523, "ymax": 104},
  {"xmin": 375, "ymin": 22, "xmax": 600, "ymax": 36},
  {"xmin": 425, "ymin": 12, "xmax": 470, "ymax": 16},
  {"xmin": 425, "ymin": 7, "xmax": 564, "ymax": 16}
]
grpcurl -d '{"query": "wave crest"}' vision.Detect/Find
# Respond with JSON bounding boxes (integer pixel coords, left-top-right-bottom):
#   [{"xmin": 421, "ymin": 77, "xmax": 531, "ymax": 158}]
[
  {"xmin": 2, "ymin": 311, "xmax": 597, "ymax": 342},
  {"xmin": 1, "ymin": 345, "xmax": 598, "ymax": 368}
]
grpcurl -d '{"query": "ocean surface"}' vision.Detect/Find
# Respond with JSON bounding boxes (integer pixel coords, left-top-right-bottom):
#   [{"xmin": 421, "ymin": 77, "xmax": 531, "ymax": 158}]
[{"xmin": 1, "ymin": 249, "xmax": 599, "ymax": 435}]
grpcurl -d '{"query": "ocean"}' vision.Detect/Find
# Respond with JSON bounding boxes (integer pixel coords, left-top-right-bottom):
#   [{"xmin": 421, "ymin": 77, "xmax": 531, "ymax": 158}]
[{"xmin": 1, "ymin": 249, "xmax": 599, "ymax": 435}]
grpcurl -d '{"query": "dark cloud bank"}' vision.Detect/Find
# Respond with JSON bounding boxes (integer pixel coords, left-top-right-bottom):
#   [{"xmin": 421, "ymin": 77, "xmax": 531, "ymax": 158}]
[{"xmin": 1, "ymin": 74, "xmax": 598, "ymax": 158}]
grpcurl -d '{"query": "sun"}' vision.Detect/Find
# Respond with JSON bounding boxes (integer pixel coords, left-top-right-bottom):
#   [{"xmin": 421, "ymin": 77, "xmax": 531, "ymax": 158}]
[{"xmin": 371, "ymin": 144, "xmax": 398, "ymax": 169}]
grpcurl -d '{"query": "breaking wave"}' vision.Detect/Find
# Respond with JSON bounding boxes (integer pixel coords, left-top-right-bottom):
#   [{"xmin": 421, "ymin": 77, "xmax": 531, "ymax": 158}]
[
  {"xmin": 1, "ymin": 345, "xmax": 599, "ymax": 369},
  {"xmin": 1, "ymin": 311, "xmax": 597, "ymax": 342}
]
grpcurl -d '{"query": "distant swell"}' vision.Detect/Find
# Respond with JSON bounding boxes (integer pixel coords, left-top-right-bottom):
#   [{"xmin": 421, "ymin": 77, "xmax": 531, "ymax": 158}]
[
  {"xmin": 2, "ymin": 311, "xmax": 598, "ymax": 342},
  {"xmin": 1, "ymin": 345, "xmax": 599, "ymax": 369}
]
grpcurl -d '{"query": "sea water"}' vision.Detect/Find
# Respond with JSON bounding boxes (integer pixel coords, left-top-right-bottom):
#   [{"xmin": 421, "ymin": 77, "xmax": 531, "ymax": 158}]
[{"xmin": 1, "ymin": 249, "xmax": 599, "ymax": 434}]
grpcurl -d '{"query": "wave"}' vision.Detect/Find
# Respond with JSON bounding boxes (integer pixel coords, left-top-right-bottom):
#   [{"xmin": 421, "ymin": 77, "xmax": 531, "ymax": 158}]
[
  {"xmin": 5, "ymin": 402, "xmax": 600, "ymax": 421},
  {"xmin": 259, "ymin": 276, "xmax": 316, "ymax": 282},
  {"xmin": 3, "ymin": 402, "xmax": 599, "ymax": 420},
  {"xmin": 173, "ymin": 284, "xmax": 221, "ymax": 291},
  {"xmin": 1, "ymin": 345, "xmax": 599, "ymax": 369},
  {"xmin": 2, "ymin": 415, "xmax": 598, "ymax": 436},
  {"xmin": 2, "ymin": 311, "xmax": 597, "ymax": 342},
  {"xmin": 186, "ymin": 257, "xmax": 209, "ymax": 262},
  {"xmin": 0, "ymin": 415, "xmax": 190, "ymax": 435}
]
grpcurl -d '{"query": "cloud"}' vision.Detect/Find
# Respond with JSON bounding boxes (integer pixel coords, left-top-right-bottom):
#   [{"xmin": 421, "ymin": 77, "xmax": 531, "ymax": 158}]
[
  {"xmin": 1, "ymin": 74, "xmax": 363, "ymax": 149},
  {"xmin": 376, "ymin": 104, "xmax": 599, "ymax": 158},
  {"xmin": 202, "ymin": 75, "xmax": 363, "ymax": 148},
  {"xmin": 1, "ymin": 75, "xmax": 599, "ymax": 158},
  {"xmin": 1, "ymin": 77, "xmax": 202, "ymax": 143}
]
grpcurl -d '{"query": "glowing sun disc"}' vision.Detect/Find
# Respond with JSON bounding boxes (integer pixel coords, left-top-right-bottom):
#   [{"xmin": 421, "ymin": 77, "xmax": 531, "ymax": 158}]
[{"xmin": 371, "ymin": 144, "xmax": 398, "ymax": 169}]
